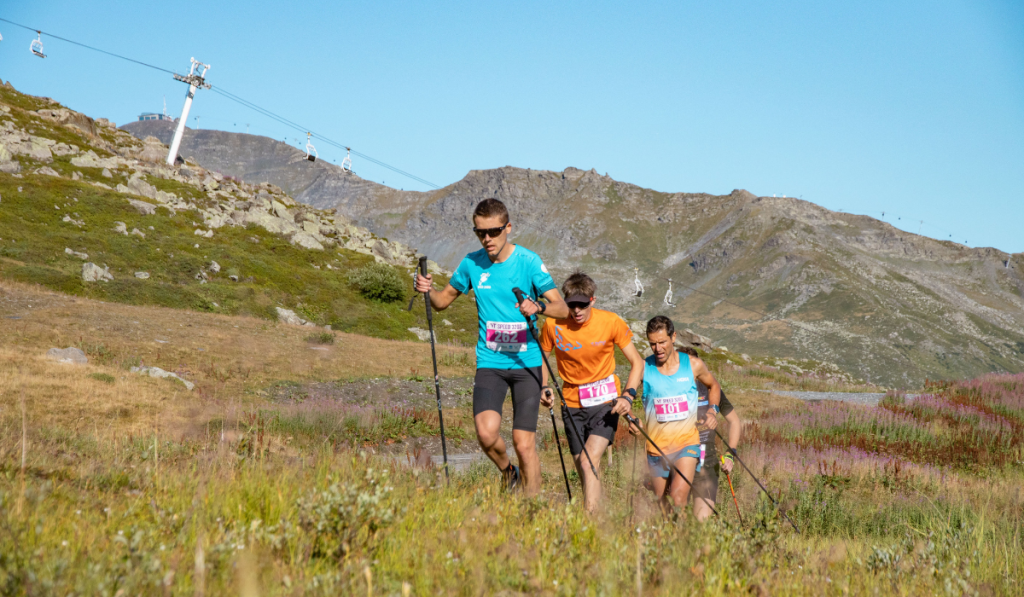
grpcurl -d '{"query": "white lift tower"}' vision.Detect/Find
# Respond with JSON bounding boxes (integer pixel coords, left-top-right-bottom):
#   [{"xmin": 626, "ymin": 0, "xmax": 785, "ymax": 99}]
[{"xmin": 166, "ymin": 58, "xmax": 211, "ymax": 166}]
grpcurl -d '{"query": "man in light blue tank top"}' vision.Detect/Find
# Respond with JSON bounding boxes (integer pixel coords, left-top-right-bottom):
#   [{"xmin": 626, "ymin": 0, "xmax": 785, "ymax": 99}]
[
  {"xmin": 632, "ymin": 316, "xmax": 722, "ymax": 511},
  {"xmin": 415, "ymin": 199, "xmax": 568, "ymax": 496}
]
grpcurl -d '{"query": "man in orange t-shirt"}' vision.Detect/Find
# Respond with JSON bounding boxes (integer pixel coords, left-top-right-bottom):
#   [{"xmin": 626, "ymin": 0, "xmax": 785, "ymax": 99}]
[{"xmin": 540, "ymin": 272, "xmax": 645, "ymax": 512}]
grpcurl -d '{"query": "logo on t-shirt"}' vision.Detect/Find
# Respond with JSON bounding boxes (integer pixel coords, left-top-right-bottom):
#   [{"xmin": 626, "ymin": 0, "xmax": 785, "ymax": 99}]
[
  {"xmin": 554, "ymin": 326, "xmax": 582, "ymax": 352},
  {"xmin": 478, "ymin": 272, "xmax": 491, "ymax": 289}
]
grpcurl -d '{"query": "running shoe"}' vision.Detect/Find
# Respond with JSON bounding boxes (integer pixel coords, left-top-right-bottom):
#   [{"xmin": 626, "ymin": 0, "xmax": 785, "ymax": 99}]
[{"xmin": 503, "ymin": 464, "xmax": 520, "ymax": 492}]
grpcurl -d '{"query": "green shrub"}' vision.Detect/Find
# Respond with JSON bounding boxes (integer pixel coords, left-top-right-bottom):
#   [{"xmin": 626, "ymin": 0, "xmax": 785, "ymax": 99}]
[
  {"xmin": 347, "ymin": 263, "xmax": 407, "ymax": 303},
  {"xmin": 305, "ymin": 331, "xmax": 336, "ymax": 344},
  {"xmin": 89, "ymin": 372, "xmax": 116, "ymax": 384}
]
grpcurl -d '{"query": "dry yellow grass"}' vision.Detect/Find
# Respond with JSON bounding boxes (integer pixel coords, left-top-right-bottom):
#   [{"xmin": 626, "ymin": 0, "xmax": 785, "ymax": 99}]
[{"xmin": 0, "ymin": 279, "xmax": 475, "ymax": 437}]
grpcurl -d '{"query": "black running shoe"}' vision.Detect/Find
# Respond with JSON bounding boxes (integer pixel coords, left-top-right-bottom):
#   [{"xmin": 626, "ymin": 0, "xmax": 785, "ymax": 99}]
[{"xmin": 503, "ymin": 464, "xmax": 520, "ymax": 492}]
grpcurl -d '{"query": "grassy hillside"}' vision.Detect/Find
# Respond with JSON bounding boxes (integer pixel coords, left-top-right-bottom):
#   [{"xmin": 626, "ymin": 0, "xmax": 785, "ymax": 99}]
[{"xmin": 0, "ymin": 85, "xmax": 478, "ymax": 345}]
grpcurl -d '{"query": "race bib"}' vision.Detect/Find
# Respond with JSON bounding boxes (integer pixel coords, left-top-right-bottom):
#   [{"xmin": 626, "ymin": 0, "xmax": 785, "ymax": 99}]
[
  {"xmin": 485, "ymin": 321, "xmax": 528, "ymax": 352},
  {"xmin": 578, "ymin": 375, "xmax": 617, "ymax": 408},
  {"xmin": 653, "ymin": 394, "xmax": 690, "ymax": 423}
]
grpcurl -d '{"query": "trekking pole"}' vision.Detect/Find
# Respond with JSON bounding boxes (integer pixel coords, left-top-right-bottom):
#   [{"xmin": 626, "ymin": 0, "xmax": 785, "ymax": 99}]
[
  {"xmin": 549, "ymin": 406, "xmax": 572, "ymax": 501},
  {"xmin": 628, "ymin": 431, "xmax": 639, "ymax": 526},
  {"xmin": 417, "ymin": 257, "xmax": 449, "ymax": 484},
  {"xmin": 714, "ymin": 429, "xmax": 799, "ymax": 533},
  {"xmin": 722, "ymin": 457, "xmax": 743, "ymax": 525},
  {"xmin": 624, "ymin": 414, "xmax": 719, "ymax": 517},
  {"xmin": 511, "ymin": 288, "xmax": 599, "ymax": 480}
]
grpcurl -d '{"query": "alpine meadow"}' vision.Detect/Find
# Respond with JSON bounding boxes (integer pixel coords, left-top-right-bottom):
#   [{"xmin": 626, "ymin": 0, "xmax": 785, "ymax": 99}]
[{"xmin": 2, "ymin": 7, "xmax": 1024, "ymax": 595}]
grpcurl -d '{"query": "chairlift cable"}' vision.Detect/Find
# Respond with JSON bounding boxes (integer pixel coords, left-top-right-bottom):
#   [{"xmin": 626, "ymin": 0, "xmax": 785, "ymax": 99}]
[
  {"xmin": 0, "ymin": 17, "xmax": 173, "ymax": 73},
  {"xmin": 0, "ymin": 16, "xmax": 439, "ymax": 190}
]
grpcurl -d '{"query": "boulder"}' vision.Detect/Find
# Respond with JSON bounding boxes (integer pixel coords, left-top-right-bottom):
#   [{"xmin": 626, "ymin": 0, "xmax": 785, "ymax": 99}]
[
  {"xmin": 130, "ymin": 228, "xmax": 145, "ymax": 238},
  {"xmin": 46, "ymin": 347, "xmax": 88, "ymax": 365},
  {"xmin": 135, "ymin": 271, "xmax": 150, "ymax": 279},
  {"xmin": 275, "ymin": 307, "xmax": 307, "ymax": 326},
  {"xmin": 271, "ymin": 200, "xmax": 293, "ymax": 222},
  {"xmin": 290, "ymin": 232, "xmax": 324, "ymax": 250},
  {"xmin": 71, "ymin": 150, "xmax": 118, "ymax": 169},
  {"xmin": 82, "ymin": 262, "xmax": 113, "ymax": 282},
  {"xmin": 0, "ymin": 143, "xmax": 20, "ymax": 174},
  {"xmin": 125, "ymin": 175, "xmax": 158, "ymax": 199},
  {"xmin": 130, "ymin": 366, "xmax": 194, "ymax": 391},
  {"xmin": 64, "ymin": 247, "xmax": 88, "ymax": 260},
  {"xmin": 674, "ymin": 329, "xmax": 713, "ymax": 353},
  {"xmin": 407, "ymin": 327, "xmax": 435, "ymax": 342},
  {"xmin": 113, "ymin": 221, "xmax": 128, "ymax": 235},
  {"xmin": 128, "ymin": 199, "xmax": 157, "ymax": 215},
  {"xmin": 32, "ymin": 108, "xmax": 97, "ymax": 136},
  {"xmin": 137, "ymin": 136, "xmax": 166, "ymax": 163},
  {"xmin": 194, "ymin": 229, "xmax": 214, "ymax": 238},
  {"xmin": 10, "ymin": 138, "xmax": 54, "ymax": 162},
  {"xmin": 208, "ymin": 261, "xmax": 221, "ymax": 273},
  {"xmin": 35, "ymin": 166, "xmax": 61, "ymax": 177}
]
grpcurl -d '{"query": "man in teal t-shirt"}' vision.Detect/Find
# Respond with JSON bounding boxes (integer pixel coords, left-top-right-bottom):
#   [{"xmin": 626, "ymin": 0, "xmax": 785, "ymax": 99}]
[{"xmin": 415, "ymin": 198, "xmax": 568, "ymax": 496}]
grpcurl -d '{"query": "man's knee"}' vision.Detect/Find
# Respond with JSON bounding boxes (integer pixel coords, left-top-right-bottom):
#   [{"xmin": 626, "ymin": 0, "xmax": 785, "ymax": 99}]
[
  {"xmin": 512, "ymin": 432, "xmax": 536, "ymax": 454},
  {"xmin": 475, "ymin": 420, "xmax": 501, "ymax": 448}
]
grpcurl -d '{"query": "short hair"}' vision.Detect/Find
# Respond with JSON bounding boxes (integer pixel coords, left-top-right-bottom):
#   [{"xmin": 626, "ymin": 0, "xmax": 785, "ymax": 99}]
[
  {"xmin": 562, "ymin": 271, "xmax": 597, "ymax": 299},
  {"xmin": 646, "ymin": 315, "xmax": 675, "ymax": 337},
  {"xmin": 473, "ymin": 198, "xmax": 509, "ymax": 225}
]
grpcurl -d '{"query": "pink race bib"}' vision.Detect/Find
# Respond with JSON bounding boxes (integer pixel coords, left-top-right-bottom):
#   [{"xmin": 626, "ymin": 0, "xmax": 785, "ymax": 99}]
[
  {"xmin": 485, "ymin": 321, "xmax": 528, "ymax": 352},
  {"xmin": 653, "ymin": 395, "xmax": 689, "ymax": 422},
  {"xmin": 578, "ymin": 375, "xmax": 617, "ymax": 408}
]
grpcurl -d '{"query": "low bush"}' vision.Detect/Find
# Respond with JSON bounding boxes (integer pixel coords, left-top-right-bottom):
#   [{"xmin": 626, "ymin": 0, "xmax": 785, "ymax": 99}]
[
  {"xmin": 348, "ymin": 263, "xmax": 407, "ymax": 303},
  {"xmin": 305, "ymin": 331, "xmax": 336, "ymax": 345},
  {"xmin": 89, "ymin": 372, "xmax": 116, "ymax": 384}
]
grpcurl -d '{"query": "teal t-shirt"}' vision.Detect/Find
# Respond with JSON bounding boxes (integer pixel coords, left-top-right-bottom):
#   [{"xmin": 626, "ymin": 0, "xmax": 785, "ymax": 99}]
[{"xmin": 450, "ymin": 245, "xmax": 556, "ymax": 370}]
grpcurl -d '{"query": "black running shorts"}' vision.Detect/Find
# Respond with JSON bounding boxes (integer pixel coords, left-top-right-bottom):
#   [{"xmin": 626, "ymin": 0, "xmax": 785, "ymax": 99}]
[
  {"xmin": 473, "ymin": 367, "xmax": 543, "ymax": 433},
  {"xmin": 691, "ymin": 460, "xmax": 719, "ymax": 504},
  {"xmin": 561, "ymin": 402, "xmax": 620, "ymax": 457}
]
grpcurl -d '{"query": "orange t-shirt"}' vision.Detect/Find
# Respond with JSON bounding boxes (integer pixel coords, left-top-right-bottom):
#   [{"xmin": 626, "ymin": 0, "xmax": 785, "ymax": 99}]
[{"xmin": 539, "ymin": 308, "xmax": 634, "ymax": 408}]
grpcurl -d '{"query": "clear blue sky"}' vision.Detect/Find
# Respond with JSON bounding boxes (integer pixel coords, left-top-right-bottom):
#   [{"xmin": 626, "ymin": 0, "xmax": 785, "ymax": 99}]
[{"xmin": 2, "ymin": 1, "xmax": 1022, "ymax": 252}]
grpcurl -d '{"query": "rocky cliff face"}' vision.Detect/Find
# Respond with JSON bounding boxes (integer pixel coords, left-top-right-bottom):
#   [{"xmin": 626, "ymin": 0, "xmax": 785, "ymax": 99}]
[{"xmin": 122, "ymin": 123, "xmax": 1024, "ymax": 387}]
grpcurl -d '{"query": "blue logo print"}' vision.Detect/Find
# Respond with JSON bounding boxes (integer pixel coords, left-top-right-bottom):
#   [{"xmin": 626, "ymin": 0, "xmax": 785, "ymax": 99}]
[{"xmin": 554, "ymin": 326, "xmax": 582, "ymax": 352}]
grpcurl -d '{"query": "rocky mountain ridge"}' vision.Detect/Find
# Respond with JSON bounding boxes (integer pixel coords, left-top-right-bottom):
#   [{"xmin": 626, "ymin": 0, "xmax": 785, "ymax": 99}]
[{"xmin": 121, "ymin": 112, "xmax": 1024, "ymax": 387}]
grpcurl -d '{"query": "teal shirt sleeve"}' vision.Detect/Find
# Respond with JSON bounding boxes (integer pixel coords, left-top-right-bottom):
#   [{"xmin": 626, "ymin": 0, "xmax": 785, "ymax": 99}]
[
  {"xmin": 450, "ymin": 258, "xmax": 472, "ymax": 294},
  {"xmin": 530, "ymin": 255, "xmax": 556, "ymax": 296}
]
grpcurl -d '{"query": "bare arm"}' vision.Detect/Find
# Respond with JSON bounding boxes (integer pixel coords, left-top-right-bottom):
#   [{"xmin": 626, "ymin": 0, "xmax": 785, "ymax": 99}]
[
  {"xmin": 691, "ymin": 356, "xmax": 721, "ymax": 407},
  {"xmin": 612, "ymin": 341, "xmax": 645, "ymax": 415},
  {"xmin": 720, "ymin": 409, "xmax": 742, "ymax": 472},
  {"xmin": 414, "ymin": 273, "xmax": 461, "ymax": 311},
  {"xmin": 724, "ymin": 409, "xmax": 742, "ymax": 451},
  {"xmin": 518, "ymin": 287, "xmax": 569, "ymax": 319}
]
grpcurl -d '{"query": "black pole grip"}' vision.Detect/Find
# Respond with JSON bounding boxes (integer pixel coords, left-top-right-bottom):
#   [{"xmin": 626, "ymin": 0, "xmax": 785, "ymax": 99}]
[
  {"xmin": 418, "ymin": 256, "xmax": 428, "ymax": 277},
  {"xmin": 512, "ymin": 287, "xmax": 526, "ymax": 303}
]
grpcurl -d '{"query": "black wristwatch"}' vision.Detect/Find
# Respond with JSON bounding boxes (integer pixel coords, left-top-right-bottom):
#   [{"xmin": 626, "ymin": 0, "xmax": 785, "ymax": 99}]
[
  {"xmin": 537, "ymin": 300, "xmax": 547, "ymax": 314},
  {"xmin": 624, "ymin": 388, "xmax": 637, "ymax": 399}
]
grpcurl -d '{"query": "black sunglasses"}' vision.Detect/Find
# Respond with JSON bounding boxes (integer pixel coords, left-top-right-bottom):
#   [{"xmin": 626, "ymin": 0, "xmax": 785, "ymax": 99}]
[
  {"xmin": 473, "ymin": 223, "xmax": 508, "ymax": 239},
  {"xmin": 567, "ymin": 301, "xmax": 592, "ymax": 310}
]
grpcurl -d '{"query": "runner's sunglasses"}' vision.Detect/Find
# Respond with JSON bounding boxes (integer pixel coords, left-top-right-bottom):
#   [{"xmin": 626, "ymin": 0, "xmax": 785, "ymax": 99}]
[
  {"xmin": 473, "ymin": 223, "xmax": 509, "ymax": 239},
  {"xmin": 567, "ymin": 301, "xmax": 592, "ymax": 310}
]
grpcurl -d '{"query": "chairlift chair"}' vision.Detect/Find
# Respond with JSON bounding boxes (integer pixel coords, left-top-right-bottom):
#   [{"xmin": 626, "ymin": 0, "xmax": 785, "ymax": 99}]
[
  {"xmin": 305, "ymin": 133, "xmax": 317, "ymax": 162},
  {"xmin": 341, "ymin": 147, "xmax": 352, "ymax": 172},
  {"xmin": 30, "ymin": 32, "xmax": 46, "ymax": 58},
  {"xmin": 633, "ymin": 267, "xmax": 644, "ymax": 298},
  {"xmin": 664, "ymin": 280, "xmax": 675, "ymax": 308}
]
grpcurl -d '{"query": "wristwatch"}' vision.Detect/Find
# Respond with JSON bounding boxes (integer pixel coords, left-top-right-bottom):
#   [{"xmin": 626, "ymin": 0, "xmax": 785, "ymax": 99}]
[
  {"xmin": 537, "ymin": 300, "xmax": 547, "ymax": 314},
  {"xmin": 624, "ymin": 388, "xmax": 637, "ymax": 399}
]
